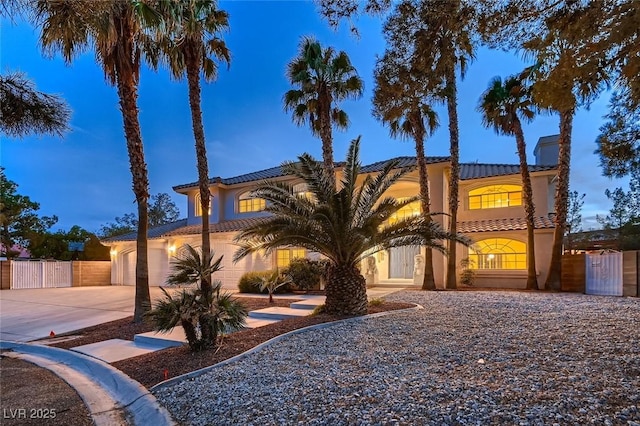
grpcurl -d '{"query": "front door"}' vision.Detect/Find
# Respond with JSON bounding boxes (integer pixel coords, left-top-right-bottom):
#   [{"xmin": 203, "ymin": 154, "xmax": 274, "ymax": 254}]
[{"xmin": 389, "ymin": 246, "xmax": 420, "ymax": 279}]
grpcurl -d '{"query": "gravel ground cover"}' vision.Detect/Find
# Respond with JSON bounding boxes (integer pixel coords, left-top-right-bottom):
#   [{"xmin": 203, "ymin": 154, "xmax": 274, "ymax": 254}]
[{"xmin": 155, "ymin": 290, "xmax": 640, "ymax": 426}]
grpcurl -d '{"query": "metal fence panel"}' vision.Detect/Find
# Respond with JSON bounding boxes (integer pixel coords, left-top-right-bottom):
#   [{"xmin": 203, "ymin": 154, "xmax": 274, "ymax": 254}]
[
  {"xmin": 42, "ymin": 262, "xmax": 72, "ymax": 288},
  {"xmin": 10, "ymin": 261, "xmax": 72, "ymax": 289},
  {"xmin": 585, "ymin": 252, "xmax": 623, "ymax": 296}
]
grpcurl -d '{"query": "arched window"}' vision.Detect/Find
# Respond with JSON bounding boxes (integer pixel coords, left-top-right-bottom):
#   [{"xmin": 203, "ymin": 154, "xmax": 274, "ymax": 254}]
[
  {"xmin": 468, "ymin": 184, "xmax": 522, "ymax": 209},
  {"xmin": 238, "ymin": 191, "xmax": 266, "ymax": 213},
  {"xmin": 468, "ymin": 238, "xmax": 526, "ymax": 270},
  {"xmin": 194, "ymin": 193, "xmax": 211, "ymax": 217}
]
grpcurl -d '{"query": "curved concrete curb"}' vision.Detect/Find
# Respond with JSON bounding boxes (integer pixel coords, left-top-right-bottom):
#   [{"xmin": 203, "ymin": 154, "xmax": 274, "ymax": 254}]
[
  {"xmin": 0, "ymin": 341, "xmax": 175, "ymax": 426},
  {"xmin": 151, "ymin": 303, "xmax": 424, "ymax": 392}
]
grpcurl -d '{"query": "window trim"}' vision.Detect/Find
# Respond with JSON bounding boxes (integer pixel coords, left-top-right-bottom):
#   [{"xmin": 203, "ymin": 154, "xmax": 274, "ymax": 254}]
[
  {"xmin": 467, "ymin": 184, "xmax": 523, "ymax": 210},
  {"xmin": 237, "ymin": 191, "xmax": 266, "ymax": 213},
  {"xmin": 276, "ymin": 248, "xmax": 306, "ymax": 269},
  {"xmin": 468, "ymin": 238, "xmax": 527, "ymax": 270},
  {"xmin": 194, "ymin": 192, "xmax": 212, "ymax": 217}
]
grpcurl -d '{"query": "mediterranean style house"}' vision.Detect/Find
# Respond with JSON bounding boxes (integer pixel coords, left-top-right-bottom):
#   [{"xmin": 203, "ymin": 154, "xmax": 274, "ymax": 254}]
[{"xmin": 104, "ymin": 135, "xmax": 560, "ymax": 290}]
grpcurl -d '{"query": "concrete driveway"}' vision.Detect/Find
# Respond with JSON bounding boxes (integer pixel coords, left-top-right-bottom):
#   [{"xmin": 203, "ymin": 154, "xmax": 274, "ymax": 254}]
[{"xmin": 0, "ymin": 286, "xmax": 167, "ymax": 342}]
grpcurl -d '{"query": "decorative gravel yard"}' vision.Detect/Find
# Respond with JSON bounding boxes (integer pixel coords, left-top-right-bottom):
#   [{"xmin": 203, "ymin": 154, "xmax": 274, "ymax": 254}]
[{"xmin": 154, "ymin": 290, "xmax": 640, "ymax": 426}]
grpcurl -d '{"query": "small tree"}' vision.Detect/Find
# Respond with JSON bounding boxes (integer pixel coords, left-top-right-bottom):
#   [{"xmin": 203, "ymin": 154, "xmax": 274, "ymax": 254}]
[
  {"xmin": 147, "ymin": 245, "xmax": 247, "ymax": 351},
  {"xmin": 258, "ymin": 270, "xmax": 292, "ymax": 304}
]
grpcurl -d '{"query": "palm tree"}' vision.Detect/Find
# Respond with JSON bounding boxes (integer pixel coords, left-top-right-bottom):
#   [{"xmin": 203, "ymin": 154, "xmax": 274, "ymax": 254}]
[
  {"xmin": 35, "ymin": 0, "xmax": 163, "ymax": 321},
  {"xmin": 478, "ymin": 75, "xmax": 538, "ymax": 290},
  {"xmin": 283, "ymin": 36, "xmax": 364, "ymax": 185},
  {"xmin": 373, "ymin": 50, "xmax": 440, "ymax": 290},
  {"xmin": 393, "ymin": 0, "xmax": 476, "ymax": 289},
  {"xmin": 233, "ymin": 137, "xmax": 467, "ymax": 315},
  {"xmin": 154, "ymin": 0, "xmax": 230, "ymax": 297},
  {"xmin": 147, "ymin": 244, "xmax": 248, "ymax": 351}
]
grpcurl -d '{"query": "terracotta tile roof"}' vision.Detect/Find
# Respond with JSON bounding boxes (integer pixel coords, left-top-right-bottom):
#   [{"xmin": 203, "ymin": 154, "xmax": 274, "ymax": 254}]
[
  {"xmin": 101, "ymin": 219, "xmax": 188, "ymax": 243},
  {"xmin": 359, "ymin": 156, "xmax": 450, "ymax": 173},
  {"xmin": 164, "ymin": 217, "xmax": 268, "ymax": 236},
  {"xmin": 458, "ymin": 215, "xmax": 556, "ymax": 233},
  {"xmin": 460, "ymin": 164, "xmax": 556, "ymax": 180},
  {"xmin": 174, "ymin": 158, "xmax": 556, "ymax": 191}
]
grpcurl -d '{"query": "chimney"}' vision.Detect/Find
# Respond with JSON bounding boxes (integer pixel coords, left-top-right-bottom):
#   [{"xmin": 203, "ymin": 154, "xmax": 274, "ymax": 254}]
[{"xmin": 534, "ymin": 135, "xmax": 559, "ymax": 166}]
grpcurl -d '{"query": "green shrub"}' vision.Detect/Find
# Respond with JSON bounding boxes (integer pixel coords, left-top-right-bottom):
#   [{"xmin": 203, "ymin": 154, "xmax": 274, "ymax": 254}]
[
  {"xmin": 238, "ymin": 270, "xmax": 293, "ymax": 294},
  {"xmin": 282, "ymin": 258, "xmax": 325, "ymax": 291},
  {"xmin": 368, "ymin": 297, "xmax": 385, "ymax": 307},
  {"xmin": 459, "ymin": 257, "xmax": 476, "ymax": 286},
  {"xmin": 311, "ymin": 304, "xmax": 326, "ymax": 315}
]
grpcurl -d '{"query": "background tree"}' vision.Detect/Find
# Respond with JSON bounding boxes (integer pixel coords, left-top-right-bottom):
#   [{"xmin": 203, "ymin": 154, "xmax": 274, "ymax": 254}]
[
  {"xmin": 100, "ymin": 192, "xmax": 180, "ymax": 238},
  {"xmin": 0, "ymin": 168, "xmax": 57, "ymax": 257},
  {"xmin": 596, "ymin": 170, "xmax": 640, "ymax": 250},
  {"xmin": 234, "ymin": 137, "xmax": 466, "ymax": 315},
  {"xmin": 595, "ymin": 90, "xmax": 640, "ymax": 178},
  {"xmin": 0, "ymin": 72, "xmax": 71, "ymax": 138},
  {"xmin": 565, "ymin": 190, "xmax": 585, "ymax": 254},
  {"xmin": 283, "ymin": 36, "xmax": 363, "ymax": 184},
  {"xmin": 154, "ymin": 0, "xmax": 230, "ymax": 298},
  {"xmin": 36, "ymin": 0, "xmax": 164, "ymax": 321},
  {"xmin": 28, "ymin": 225, "xmax": 110, "ymax": 260},
  {"xmin": 480, "ymin": 0, "xmax": 632, "ymax": 289},
  {"xmin": 478, "ymin": 75, "xmax": 538, "ymax": 289},
  {"xmin": 372, "ymin": 44, "xmax": 440, "ymax": 290}
]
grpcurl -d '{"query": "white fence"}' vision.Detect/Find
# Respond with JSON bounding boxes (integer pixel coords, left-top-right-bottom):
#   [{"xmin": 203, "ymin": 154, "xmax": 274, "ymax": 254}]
[
  {"xmin": 585, "ymin": 252, "xmax": 623, "ymax": 296},
  {"xmin": 10, "ymin": 261, "xmax": 73, "ymax": 289}
]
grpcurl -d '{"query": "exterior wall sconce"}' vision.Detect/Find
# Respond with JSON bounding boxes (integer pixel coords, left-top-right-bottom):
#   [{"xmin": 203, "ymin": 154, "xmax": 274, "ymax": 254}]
[
  {"xmin": 168, "ymin": 245, "xmax": 176, "ymax": 255},
  {"xmin": 377, "ymin": 251, "xmax": 385, "ymax": 262},
  {"xmin": 110, "ymin": 249, "xmax": 117, "ymax": 257}
]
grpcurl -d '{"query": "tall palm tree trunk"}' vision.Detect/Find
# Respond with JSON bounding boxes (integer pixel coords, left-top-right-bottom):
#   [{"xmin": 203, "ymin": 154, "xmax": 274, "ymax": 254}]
[
  {"xmin": 114, "ymin": 11, "xmax": 150, "ymax": 322},
  {"xmin": 445, "ymin": 74, "xmax": 460, "ymax": 290},
  {"xmin": 318, "ymin": 92, "xmax": 336, "ymax": 185},
  {"xmin": 545, "ymin": 110, "xmax": 573, "ymax": 291},
  {"xmin": 513, "ymin": 120, "xmax": 538, "ymax": 290},
  {"xmin": 324, "ymin": 264, "xmax": 368, "ymax": 315},
  {"xmin": 412, "ymin": 121, "xmax": 436, "ymax": 290},
  {"xmin": 185, "ymin": 45, "xmax": 212, "ymax": 298}
]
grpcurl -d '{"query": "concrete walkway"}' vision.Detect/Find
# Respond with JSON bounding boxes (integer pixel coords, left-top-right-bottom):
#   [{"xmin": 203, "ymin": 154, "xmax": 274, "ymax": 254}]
[{"xmin": 0, "ymin": 340, "xmax": 175, "ymax": 426}]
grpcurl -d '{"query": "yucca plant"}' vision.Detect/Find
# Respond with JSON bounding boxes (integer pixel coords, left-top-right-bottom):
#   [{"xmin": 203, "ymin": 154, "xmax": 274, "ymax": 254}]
[
  {"xmin": 147, "ymin": 244, "xmax": 247, "ymax": 351},
  {"xmin": 234, "ymin": 137, "xmax": 469, "ymax": 316}
]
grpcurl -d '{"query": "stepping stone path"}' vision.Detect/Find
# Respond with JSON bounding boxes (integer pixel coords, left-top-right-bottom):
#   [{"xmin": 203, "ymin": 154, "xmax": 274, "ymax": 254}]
[{"xmin": 69, "ymin": 295, "xmax": 325, "ymax": 363}]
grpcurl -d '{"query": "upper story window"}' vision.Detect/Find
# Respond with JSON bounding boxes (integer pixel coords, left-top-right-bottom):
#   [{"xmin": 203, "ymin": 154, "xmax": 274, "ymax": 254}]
[
  {"xmin": 194, "ymin": 192, "xmax": 211, "ymax": 217},
  {"xmin": 238, "ymin": 191, "xmax": 266, "ymax": 213},
  {"xmin": 386, "ymin": 200, "xmax": 421, "ymax": 226},
  {"xmin": 468, "ymin": 238, "xmax": 526, "ymax": 270},
  {"xmin": 293, "ymin": 183, "xmax": 312, "ymax": 200},
  {"xmin": 468, "ymin": 184, "xmax": 522, "ymax": 210}
]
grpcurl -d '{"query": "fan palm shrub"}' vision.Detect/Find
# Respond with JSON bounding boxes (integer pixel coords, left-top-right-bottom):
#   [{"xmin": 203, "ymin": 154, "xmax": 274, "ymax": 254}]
[
  {"xmin": 147, "ymin": 245, "xmax": 247, "ymax": 351},
  {"xmin": 234, "ymin": 137, "xmax": 468, "ymax": 316}
]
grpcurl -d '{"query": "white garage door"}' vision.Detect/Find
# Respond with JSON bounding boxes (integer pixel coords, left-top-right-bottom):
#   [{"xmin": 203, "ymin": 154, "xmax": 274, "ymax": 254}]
[
  {"xmin": 123, "ymin": 251, "xmax": 136, "ymax": 286},
  {"xmin": 149, "ymin": 248, "xmax": 169, "ymax": 287}
]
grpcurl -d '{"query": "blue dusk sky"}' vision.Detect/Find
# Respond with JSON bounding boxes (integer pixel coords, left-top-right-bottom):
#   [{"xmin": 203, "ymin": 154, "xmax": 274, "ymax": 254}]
[{"xmin": 0, "ymin": 1, "xmax": 627, "ymax": 234}]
